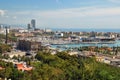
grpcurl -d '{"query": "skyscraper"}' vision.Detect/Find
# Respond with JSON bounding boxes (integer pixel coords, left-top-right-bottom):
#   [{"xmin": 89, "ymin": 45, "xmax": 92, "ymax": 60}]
[
  {"xmin": 31, "ymin": 19, "xmax": 36, "ymax": 30},
  {"xmin": 27, "ymin": 23, "xmax": 31, "ymax": 30}
]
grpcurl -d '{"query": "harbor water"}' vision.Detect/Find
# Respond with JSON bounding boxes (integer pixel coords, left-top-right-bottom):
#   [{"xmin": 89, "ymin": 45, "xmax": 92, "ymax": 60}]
[{"xmin": 51, "ymin": 40, "xmax": 120, "ymax": 50}]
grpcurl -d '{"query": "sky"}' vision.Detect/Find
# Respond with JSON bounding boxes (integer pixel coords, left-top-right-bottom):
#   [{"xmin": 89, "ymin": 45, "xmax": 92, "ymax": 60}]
[{"xmin": 0, "ymin": 0, "xmax": 120, "ymax": 29}]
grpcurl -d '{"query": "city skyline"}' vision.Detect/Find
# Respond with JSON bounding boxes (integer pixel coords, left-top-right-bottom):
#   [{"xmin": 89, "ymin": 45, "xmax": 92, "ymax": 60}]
[{"xmin": 0, "ymin": 0, "xmax": 120, "ymax": 29}]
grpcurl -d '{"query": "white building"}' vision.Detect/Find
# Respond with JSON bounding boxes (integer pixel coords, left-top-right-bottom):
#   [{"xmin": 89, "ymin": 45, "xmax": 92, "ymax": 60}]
[
  {"xmin": 0, "ymin": 25, "xmax": 10, "ymax": 34},
  {"xmin": 18, "ymin": 29, "xmax": 28, "ymax": 33},
  {"xmin": 45, "ymin": 28, "xmax": 52, "ymax": 33},
  {"xmin": 55, "ymin": 32, "xmax": 64, "ymax": 38}
]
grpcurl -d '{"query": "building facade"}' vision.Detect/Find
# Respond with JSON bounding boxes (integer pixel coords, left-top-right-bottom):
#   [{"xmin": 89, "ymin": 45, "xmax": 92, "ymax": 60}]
[
  {"xmin": 17, "ymin": 39, "xmax": 41, "ymax": 51},
  {"xmin": 31, "ymin": 19, "xmax": 36, "ymax": 30}
]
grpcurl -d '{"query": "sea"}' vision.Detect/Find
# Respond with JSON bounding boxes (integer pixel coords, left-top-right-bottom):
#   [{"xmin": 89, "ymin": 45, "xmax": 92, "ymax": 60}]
[{"xmin": 52, "ymin": 28, "xmax": 120, "ymax": 32}]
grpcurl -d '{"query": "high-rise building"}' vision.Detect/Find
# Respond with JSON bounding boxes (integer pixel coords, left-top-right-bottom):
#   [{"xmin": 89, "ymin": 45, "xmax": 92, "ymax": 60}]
[
  {"xmin": 31, "ymin": 19, "xmax": 36, "ymax": 30},
  {"xmin": 27, "ymin": 23, "xmax": 31, "ymax": 30},
  {"xmin": 0, "ymin": 25, "xmax": 1, "ymax": 29},
  {"xmin": 0, "ymin": 25, "xmax": 3, "ymax": 29}
]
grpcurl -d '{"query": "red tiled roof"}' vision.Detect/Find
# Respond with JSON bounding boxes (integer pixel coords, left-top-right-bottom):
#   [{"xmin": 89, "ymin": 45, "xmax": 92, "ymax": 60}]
[
  {"xmin": 16, "ymin": 63, "xmax": 24, "ymax": 68},
  {"xmin": 16, "ymin": 63, "xmax": 32, "ymax": 71},
  {"xmin": 0, "ymin": 67, "xmax": 4, "ymax": 70}
]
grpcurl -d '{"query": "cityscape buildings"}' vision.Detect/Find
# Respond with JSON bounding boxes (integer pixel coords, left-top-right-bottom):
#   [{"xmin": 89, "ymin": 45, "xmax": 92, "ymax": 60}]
[
  {"xmin": 0, "ymin": 25, "xmax": 10, "ymax": 35},
  {"xmin": 27, "ymin": 19, "xmax": 36, "ymax": 31},
  {"xmin": 0, "ymin": 0, "xmax": 120, "ymax": 79}
]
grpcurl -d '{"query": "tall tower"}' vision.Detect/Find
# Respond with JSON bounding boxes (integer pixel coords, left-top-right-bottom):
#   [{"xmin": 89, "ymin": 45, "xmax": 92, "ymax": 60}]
[
  {"xmin": 0, "ymin": 25, "xmax": 1, "ymax": 29},
  {"xmin": 31, "ymin": 19, "xmax": 36, "ymax": 30},
  {"xmin": 27, "ymin": 23, "xmax": 31, "ymax": 30},
  {"xmin": 4, "ymin": 26, "xmax": 9, "ymax": 44}
]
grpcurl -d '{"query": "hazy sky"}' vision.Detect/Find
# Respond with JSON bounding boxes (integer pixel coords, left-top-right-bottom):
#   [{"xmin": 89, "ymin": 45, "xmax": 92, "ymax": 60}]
[{"xmin": 0, "ymin": 0, "xmax": 120, "ymax": 29}]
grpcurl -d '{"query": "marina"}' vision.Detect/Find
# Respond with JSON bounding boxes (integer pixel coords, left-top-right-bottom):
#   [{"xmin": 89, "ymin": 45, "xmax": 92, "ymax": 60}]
[{"xmin": 51, "ymin": 40, "xmax": 120, "ymax": 50}]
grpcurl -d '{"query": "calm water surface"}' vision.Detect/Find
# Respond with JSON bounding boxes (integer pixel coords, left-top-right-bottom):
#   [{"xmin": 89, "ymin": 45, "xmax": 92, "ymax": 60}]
[{"xmin": 51, "ymin": 40, "xmax": 120, "ymax": 50}]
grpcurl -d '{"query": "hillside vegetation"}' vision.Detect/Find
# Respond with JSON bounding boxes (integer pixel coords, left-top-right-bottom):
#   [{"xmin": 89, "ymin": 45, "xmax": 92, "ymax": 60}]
[{"xmin": 0, "ymin": 51, "xmax": 120, "ymax": 80}]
